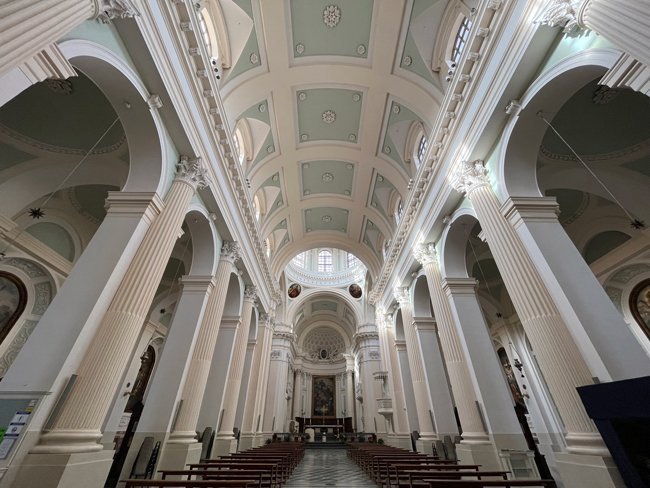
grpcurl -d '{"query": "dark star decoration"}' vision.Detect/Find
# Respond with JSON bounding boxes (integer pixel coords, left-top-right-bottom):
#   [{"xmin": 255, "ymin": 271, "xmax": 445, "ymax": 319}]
[
  {"xmin": 631, "ymin": 219, "xmax": 646, "ymax": 230},
  {"xmin": 28, "ymin": 208, "xmax": 45, "ymax": 219}
]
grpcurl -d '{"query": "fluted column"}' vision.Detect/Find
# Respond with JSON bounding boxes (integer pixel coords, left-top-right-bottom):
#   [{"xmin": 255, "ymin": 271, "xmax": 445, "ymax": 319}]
[
  {"xmin": 354, "ymin": 324, "xmax": 382, "ymax": 434},
  {"xmin": 451, "ymin": 160, "xmax": 604, "ymax": 456},
  {"xmin": 253, "ymin": 316, "xmax": 275, "ymax": 445},
  {"xmin": 167, "ymin": 241, "xmax": 240, "ymax": 444},
  {"xmin": 345, "ymin": 366, "xmax": 355, "ymax": 426},
  {"xmin": 292, "ymin": 369, "xmax": 303, "ymax": 418},
  {"xmin": 0, "ymin": 0, "xmax": 139, "ymax": 78},
  {"xmin": 578, "ymin": 0, "xmax": 650, "ymax": 68},
  {"xmin": 414, "ymin": 243, "xmax": 489, "ymax": 444},
  {"xmin": 33, "ymin": 157, "xmax": 207, "ymax": 453},
  {"xmin": 213, "ymin": 286, "xmax": 257, "ymax": 453},
  {"xmin": 376, "ymin": 313, "xmax": 409, "ymax": 436},
  {"xmin": 262, "ymin": 324, "xmax": 293, "ymax": 434},
  {"xmin": 393, "ymin": 288, "xmax": 437, "ymax": 446},
  {"xmin": 239, "ymin": 314, "xmax": 272, "ymax": 449}
]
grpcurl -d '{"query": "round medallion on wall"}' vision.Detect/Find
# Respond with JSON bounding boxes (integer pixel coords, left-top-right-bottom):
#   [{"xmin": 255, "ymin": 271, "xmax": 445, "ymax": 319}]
[
  {"xmin": 349, "ymin": 283, "xmax": 363, "ymax": 299},
  {"xmin": 288, "ymin": 283, "xmax": 302, "ymax": 299}
]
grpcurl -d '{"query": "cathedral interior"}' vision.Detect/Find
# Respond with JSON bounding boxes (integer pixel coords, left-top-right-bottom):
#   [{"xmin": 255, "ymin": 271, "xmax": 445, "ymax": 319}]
[{"xmin": 0, "ymin": 1, "xmax": 649, "ymax": 487}]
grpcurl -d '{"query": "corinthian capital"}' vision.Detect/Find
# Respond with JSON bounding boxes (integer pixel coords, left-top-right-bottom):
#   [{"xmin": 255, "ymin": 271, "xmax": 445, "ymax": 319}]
[
  {"xmin": 175, "ymin": 156, "xmax": 209, "ymax": 190},
  {"xmin": 535, "ymin": 0, "xmax": 583, "ymax": 33},
  {"xmin": 96, "ymin": 0, "xmax": 141, "ymax": 23},
  {"xmin": 244, "ymin": 285, "xmax": 258, "ymax": 302},
  {"xmin": 220, "ymin": 241, "xmax": 240, "ymax": 263},
  {"xmin": 414, "ymin": 242, "xmax": 437, "ymax": 266},
  {"xmin": 451, "ymin": 160, "xmax": 490, "ymax": 196},
  {"xmin": 393, "ymin": 287, "xmax": 410, "ymax": 307}
]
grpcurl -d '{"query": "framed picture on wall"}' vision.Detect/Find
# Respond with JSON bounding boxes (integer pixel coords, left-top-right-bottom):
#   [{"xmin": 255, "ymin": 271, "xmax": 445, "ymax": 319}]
[
  {"xmin": 0, "ymin": 272, "xmax": 27, "ymax": 345},
  {"xmin": 630, "ymin": 278, "xmax": 650, "ymax": 340}
]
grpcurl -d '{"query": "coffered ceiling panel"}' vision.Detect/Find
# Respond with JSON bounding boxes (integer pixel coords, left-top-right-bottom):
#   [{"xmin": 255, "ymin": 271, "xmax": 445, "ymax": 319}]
[
  {"xmin": 289, "ymin": 0, "xmax": 375, "ymax": 59},
  {"xmin": 304, "ymin": 207, "xmax": 349, "ymax": 234},
  {"xmin": 238, "ymin": 99, "xmax": 276, "ymax": 167},
  {"xmin": 296, "ymin": 88, "xmax": 363, "ymax": 144},
  {"xmin": 221, "ymin": 0, "xmax": 263, "ymax": 84},
  {"xmin": 311, "ymin": 300, "xmax": 338, "ymax": 313},
  {"xmin": 369, "ymin": 172, "xmax": 400, "ymax": 224},
  {"xmin": 301, "ymin": 160, "xmax": 354, "ymax": 197},
  {"xmin": 362, "ymin": 218, "xmax": 385, "ymax": 257},
  {"xmin": 379, "ymin": 100, "xmax": 427, "ymax": 168}
]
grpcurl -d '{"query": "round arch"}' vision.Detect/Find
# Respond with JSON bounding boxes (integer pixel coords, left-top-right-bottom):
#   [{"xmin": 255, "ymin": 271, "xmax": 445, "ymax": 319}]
[
  {"xmin": 59, "ymin": 39, "xmax": 168, "ymax": 195},
  {"xmin": 496, "ymin": 48, "xmax": 621, "ymax": 200},
  {"xmin": 184, "ymin": 205, "xmax": 220, "ymax": 276},
  {"xmin": 286, "ymin": 288, "xmax": 363, "ymax": 328},
  {"xmin": 438, "ymin": 207, "xmax": 480, "ymax": 279}
]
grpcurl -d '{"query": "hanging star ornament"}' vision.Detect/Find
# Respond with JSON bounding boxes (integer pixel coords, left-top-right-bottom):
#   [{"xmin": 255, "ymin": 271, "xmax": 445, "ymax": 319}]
[
  {"xmin": 631, "ymin": 219, "xmax": 646, "ymax": 230},
  {"xmin": 28, "ymin": 208, "xmax": 45, "ymax": 219}
]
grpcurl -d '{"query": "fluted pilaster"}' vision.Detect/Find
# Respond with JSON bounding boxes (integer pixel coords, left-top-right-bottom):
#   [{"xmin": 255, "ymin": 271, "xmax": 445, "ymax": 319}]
[
  {"xmin": 0, "ymin": 0, "xmax": 140, "ymax": 78},
  {"xmin": 452, "ymin": 160, "xmax": 604, "ymax": 455},
  {"xmin": 415, "ymin": 243, "xmax": 488, "ymax": 444},
  {"xmin": 34, "ymin": 158, "xmax": 207, "ymax": 453},
  {"xmin": 394, "ymin": 288, "xmax": 437, "ymax": 440},
  {"xmin": 217, "ymin": 286, "xmax": 257, "ymax": 440},
  {"xmin": 169, "ymin": 241, "xmax": 240, "ymax": 443}
]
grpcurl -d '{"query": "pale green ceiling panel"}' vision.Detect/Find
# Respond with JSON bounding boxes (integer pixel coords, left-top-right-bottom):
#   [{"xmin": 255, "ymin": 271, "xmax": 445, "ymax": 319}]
[
  {"xmin": 276, "ymin": 233, "xmax": 290, "ymax": 252},
  {"xmin": 400, "ymin": 31, "xmax": 437, "ymax": 84},
  {"xmin": 290, "ymin": 0, "xmax": 374, "ymax": 58},
  {"xmin": 0, "ymin": 143, "xmax": 36, "ymax": 171},
  {"xmin": 261, "ymin": 172, "xmax": 282, "ymax": 189},
  {"xmin": 240, "ymin": 99, "xmax": 271, "ymax": 124},
  {"xmin": 273, "ymin": 218, "xmax": 288, "ymax": 231},
  {"xmin": 297, "ymin": 88, "xmax": 363, "ymax": 143},
  {"xmin": 312, "ymin": 300, "xmax": 338, "ymax": 312},
  {"xmin": 362, "ymin": 219, "xmax": 384, "ymax": 255},
  {"xmin": 370, "ymin": 174, "xmax": 397, "ymax": 220},
  {"xmin": 251, "ymin": 131, "xmax": 276, "ymax": 166},
  {"xmin": 223, "ymin": 29, "xmax": 261, "ymax": 83},
  {"xmin": 301, "ymin": 160, "xmax": 354, "ymax": 196},
  {"xmin": 25, "ymin": 222, "xmax": 75, "ymax": 261},
  {"xmin": 380, "ymin": 134, "xmax": 405, "ymax": 167},
  {"xmin": 233, "ymin": 0, "xmax": 254, "ymax": 19},
  {"xmin": 304, "ymin": 207, "xmax": 349, "ymax": 234}
]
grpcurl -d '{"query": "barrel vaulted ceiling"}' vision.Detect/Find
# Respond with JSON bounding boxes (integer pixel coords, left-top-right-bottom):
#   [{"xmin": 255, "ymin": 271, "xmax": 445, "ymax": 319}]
[{"xmin": 212, "ymin": 0, "xmax": 456, "ymax": 279}]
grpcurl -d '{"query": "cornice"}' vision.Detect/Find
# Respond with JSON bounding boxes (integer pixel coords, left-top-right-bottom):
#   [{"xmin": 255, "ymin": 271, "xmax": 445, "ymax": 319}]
[
  {"xmin": 368, "ymin": 0, "xmax": 505, "ymax": 305},
  {"xmin": 140, "ymin": 0, "xmax": 281, "ymax": 310}
]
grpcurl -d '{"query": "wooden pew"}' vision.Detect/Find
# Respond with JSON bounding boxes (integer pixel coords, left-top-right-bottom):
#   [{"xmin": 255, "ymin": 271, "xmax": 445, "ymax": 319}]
[
  {"xmin": 187, "ymin": 462, "xmax": 281, "ymax": 487},
  {"xmin": 423, "ymin": 480, "xmax": 557, "ymax": 488},
  {"xmin": 122, "ymin": 480, "xmax": 257, "ymax": 487}
]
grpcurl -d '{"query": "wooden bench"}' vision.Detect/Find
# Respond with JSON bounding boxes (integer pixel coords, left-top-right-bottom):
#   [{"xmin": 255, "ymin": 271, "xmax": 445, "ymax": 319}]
[
  {"xmin": 122, "ymin": 479, "xmax": 257, "ymax": 487},
  {"xmin": 401, "ymin": 470, "xmax": 510, "ymax": 488},
  {"xmin": 159, "ymin": 469, "xmax": 272, "ymax": 486},
  {"xmin": 423, "ymin": 480, "xmax": 557, "ymax": 488}
]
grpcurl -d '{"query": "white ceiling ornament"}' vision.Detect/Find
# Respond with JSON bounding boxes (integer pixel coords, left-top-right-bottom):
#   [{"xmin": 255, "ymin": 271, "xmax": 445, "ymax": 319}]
[
  {"xmin": 298, "ymin": 92, "xmax": 307, "ymax": 101},
  {"xmin": 402, "ymin": 55, "xmax": 412, "ymax": 67},
  {"xmin": 348, "ymin": 133, "xmax": 357, "ymax": 142},
  {"xmin": 322, "ymin": 172, "xmax": 334, "ymax": 182},
  {"xmin": 323, "ymin": 5, "xmax": 342, "ymax": 28},
  {"xmin": 296, "ymin": 43, "xmax": 305, "ymax": 54},
  {"xmin": 356, "ymin": 44, "xmax": 366, "ymax": 55},
  {"xmin": 322, "ymin": 215, "xmax": 332, "ymax": 223},
  {"xmin": 322, "ymin": 110, "xmax": 337, "ymax": 124},
  {"xmin": 300, "ymin": 133, "xmax": 309, "ymax": 141},
  {"xmin": 352, "ymin": 93, "xmax": 361, "ymax": 102}
]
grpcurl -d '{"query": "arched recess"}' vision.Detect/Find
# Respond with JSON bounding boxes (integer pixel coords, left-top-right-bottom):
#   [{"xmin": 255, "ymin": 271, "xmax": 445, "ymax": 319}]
[
  {"xmin": 286, "ymin": 288, "xmax": 363, "ymax": 329},
  {"xmin": 223, "ymin": 271, "xmax": 244, "ymax": 317},
  {"xmin": 412, "ymin": 273, "xmax": 433, "ymax": 318},
  {"xmin": 184, "ymin": 206, "xmax": 220, "ymax": 277},
  {"xmin": 59, "ymin": 40, "xmax": 168, "ymax": 195},
  {"xmin": 497, "ymin": 49, "xmax": 621, "ymax": 199},
  {"xmin": 0, "ymin": 258, "xmax": 56, "ymax": 377},
  {"xmin": 438, "ymin": 208, "xmax": 479, "ymax": 279}
]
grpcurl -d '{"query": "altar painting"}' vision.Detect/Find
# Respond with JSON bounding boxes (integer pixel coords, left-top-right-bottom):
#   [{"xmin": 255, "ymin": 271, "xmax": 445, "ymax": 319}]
[{"xmin": 312, "ymin": 376, "xmax": 335, "ymax": 417}]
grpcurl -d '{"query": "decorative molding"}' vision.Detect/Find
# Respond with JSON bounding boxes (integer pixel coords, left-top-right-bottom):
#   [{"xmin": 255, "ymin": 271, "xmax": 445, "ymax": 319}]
[
  {"xmin": 413, "ymin": 242, "xmax": 437, "ymax": 266},
  {"xmin": 393, "ymin": 286, "xmax": 410, "ymax": 306},
  {"xmin": 535, "ymin": 0, "xmax": 582, "ymax": 33},
  {"xmin": 450, "ymin": 159, "xmax": 490, "ymax": 195},
  {"xmin": 175, "ymin": 155, "xmax": 209, "ymax": 190},
  {"xmin": 323, "ymin": 5, "xmax": 342, "ymax": 28},
  {"xmin": 243, "ymin": 285, "xmax": 258, "ymax": 302},
  {"xmin": 220, "ymin": 241, "xmax": 241, "ymax": 263},
  {"xmin": 539, "ymin": 137, "xmax": 650, "ymax": 163},
  {"xmin": 600, "ymin": 53, "xmax": 650, "ymax": 96},
  {"xmin": 322, "ymin": 110, "xmax": 336, "ymax": 124},
  {"xmin": 96, "ymin": 0, "xmax": 141, "ymax": 23}
]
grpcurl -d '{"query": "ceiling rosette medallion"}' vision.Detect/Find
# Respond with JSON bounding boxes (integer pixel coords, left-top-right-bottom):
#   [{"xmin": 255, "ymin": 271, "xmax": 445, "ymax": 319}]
[{"xmin": 323, "ymin": 5, "xmax": 342, "ymax": 28}]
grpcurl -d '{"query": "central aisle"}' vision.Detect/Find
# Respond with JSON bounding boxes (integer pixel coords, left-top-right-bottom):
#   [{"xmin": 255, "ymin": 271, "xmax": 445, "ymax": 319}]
[{"xmin": 285, "ymin": 449, "xmax": 376, "ymax": 487}]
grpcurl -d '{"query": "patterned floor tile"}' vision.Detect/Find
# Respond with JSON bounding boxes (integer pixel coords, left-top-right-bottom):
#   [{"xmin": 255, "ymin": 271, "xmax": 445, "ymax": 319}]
[{"xmin": 285, "ymin": 449, "xmax": 375, "ymax": 487}]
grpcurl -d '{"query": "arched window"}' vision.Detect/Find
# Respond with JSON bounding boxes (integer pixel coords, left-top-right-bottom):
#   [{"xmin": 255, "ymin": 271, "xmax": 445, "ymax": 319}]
[
  {"xmin": 347, "ymin": 252, "xmax": 357, "ymax": 268},
  {"xmin": 417, "ymin": 134, "xmax": 428, "ymax": 165},
  {"xmin": 451, "ymin": 16, "xmax": 472, "ymax": 64},
  {"xmin": 197, "ymin": 11, "xmax": 212, "ymax": 54},
  {"xmin": 318, "ymin": 250, "xmax": 333, "ymax": 273},
  {"xmin": 294, "ymin": 252, "xmax": 306, "ymax": 268},
  {"xmin": 233, "ymin": 128, "xmax": 246, "ymax": 164},
  {"xmin": 253, "ymin": 194, "xmax": 261, "ymax": 221},
  {"xmin": 395, "ymin": 198, "xmax": 404, "ymax": 221}
]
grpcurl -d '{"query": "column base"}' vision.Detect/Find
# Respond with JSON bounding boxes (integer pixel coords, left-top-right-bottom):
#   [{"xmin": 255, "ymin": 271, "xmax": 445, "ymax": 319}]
[
  {"xmin": 238, "ymin": 433, "xmax": 256, "ymax": 451},
  {"xmin": 456, "ymin": 442, "xmax": 504, "ymax": 472},
  {"xmin": 211, "ymin": 437, "xmax": 237, "ymax": 457},
  {"xmin": 416, "ymin": 437, "xmax": 437, "ymax": 455},
  {"xmin": 555, "ymin": 452, "xmax": 625, "ymax": 488},
  {"xmin": 384, "ymin": 434, "xmax": 412, "ymax": 450},
  {"xmin": 158, "ymin": 441, "xmax": 202, "ymax": 474},
  {"xmin": 10, "ymin": 449, "xmax": 114, "ymax": 488}
]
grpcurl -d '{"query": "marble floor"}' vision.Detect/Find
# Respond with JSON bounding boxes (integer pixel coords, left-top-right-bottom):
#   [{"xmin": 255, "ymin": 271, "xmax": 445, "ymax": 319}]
[{"xmin": 285, "ymin": 449, "xmax": 376, "ymax": 487}]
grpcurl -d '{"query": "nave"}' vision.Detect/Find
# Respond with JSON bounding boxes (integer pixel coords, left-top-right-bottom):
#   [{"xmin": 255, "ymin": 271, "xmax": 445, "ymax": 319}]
[{"xmin": 285, "ymin": 450, "xmax": 374, "ymax": 488}]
